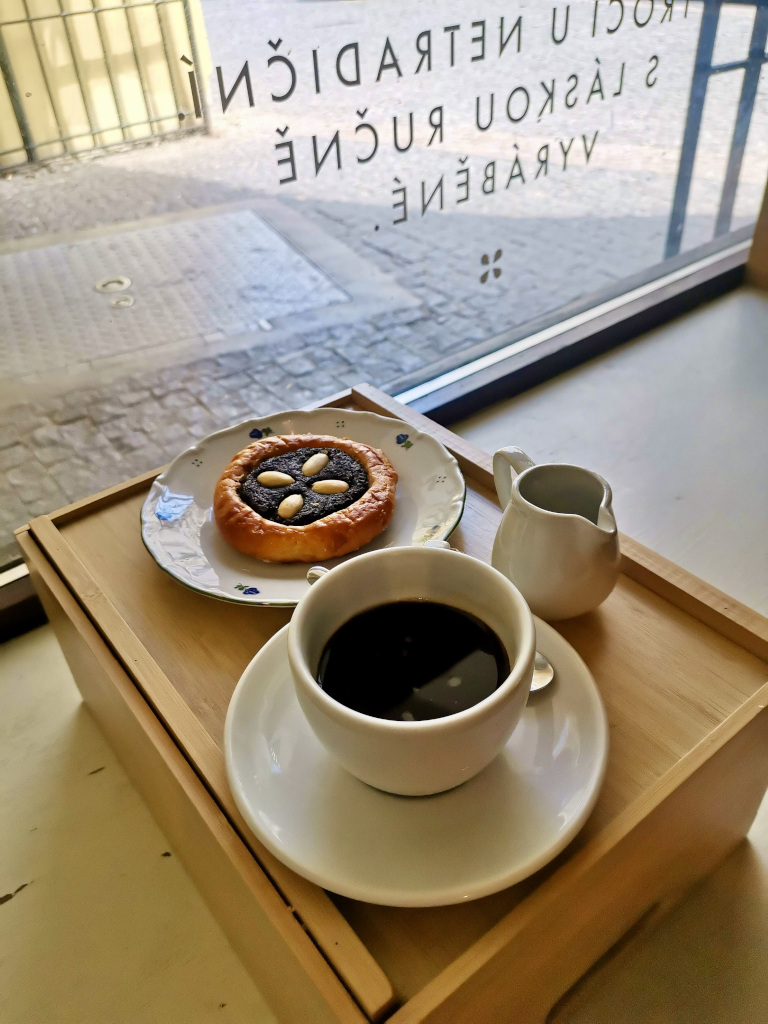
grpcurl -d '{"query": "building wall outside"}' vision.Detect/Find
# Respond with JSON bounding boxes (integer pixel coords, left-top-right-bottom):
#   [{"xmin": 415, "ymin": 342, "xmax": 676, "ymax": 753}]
[{"xmin": 0, "ymin": 0, "xmax": 211, "ymax": 169}]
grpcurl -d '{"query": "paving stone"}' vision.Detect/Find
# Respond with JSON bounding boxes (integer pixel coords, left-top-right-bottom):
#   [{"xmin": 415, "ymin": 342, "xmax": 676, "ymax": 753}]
[
  {"xmin": 160, "ymin": 389, "xmax": 198, "ymax": 410},
  {"xmin": 330, "ymin": 324, "xmax": 367, "ymax": 343},
  {"xmin": 436, "ymin": 333, "xmax": 472, "ymax": 354},
  {"xmin": 149, "ymin": 378, "xmax": 186, "ymax": 398},
  {"xmin": 60, "ymin": 419, "xmax": 110, "ymax": 450},
  {"xmin": 30, "ymin": 423, "xmax": 61, "ymax": 448},
  {"xmin": 270, "ymin": 380, "xmax": 316, "ymax": 406},
  {"xmin": 98, "ymin": 416, "xmax": 129, "ymax": 441},
  {"xmin": 153, "ymin": 365, "xmax": 192, "ymax": 389},
  {"xmin": 54, "ymin": 466, "xmax": 110, "ymax": 503},
  {"xmin": 0, "ymin": 515, "xmax": 29, "ymax": 559},
  {"xmin": 390, "ymin": 349, "xmax": 428, "ymax": 374},
  {"xmin": 8, "ymin": 462, "xmax": 63, "ymax": 504},
  {"xmin": 47, "ymin": 458, "xmax": 82, "ymax": 484},
  {"xmin": 216, "ymin": 350, "xmax": 254, "ymax": 373},
  {"xmin": 122, "ymin": 444, "xmax": 169, "ymax": 476},
  {"xmin": 206, "ymin": 411, "xmax": 233, "ymax": 434},
  {"xmin": 217, "ymin": 374, "xmax": 253, "ymax": 393},
  {"xmin": 194, "ymin": 379, "xmax": 230, "ymax": 406},
  {"xmin": 211, "ymin": 394, "xmax": 254, "ymax": 421},
  {"xmin": 35, "ymin": 442, "xmax": 75, "ymax": 468},
  {"xmin": 183, "ymin": 377, "xmax": 210, "ymax": 398},
  {"xmin": 89, "ymin": 401, "xmax": 127, "ymax": 425},
  {"xmin": 294, "ymin": 370, "xmax": 343, "ymax": 396},
  {"xmin": 24, "ymin": 487, "xmax": 70, "ymax": 519},
  {"xmin": 463, "ymin": 325, "xmax": 491, "ymax": 343},
  {"xmin": 0, "ymin": 538, "xmax": 22, "ymax": 565},
  {"xmin": 119, "ymin": 388, "xmax": 152, "ymax": 407},
  {"xmin": 277, "ymin": 354, "xmax": 316, "ymax": 376},
  {"xmin": 391, "ymin": 309, "xmax": 430, "ymax": 327},
  {"xmin": 49, "ymin": 390, "xmax": 100, "ymax": 420},
  {"xmin": 327, "ymin": 340, "xmax": 366, "ymax": 364},
  {"xmin": 371, "ymin": 312, "xmax": 400, "ymax": 330},
  {"xmin": 306, "ymin": 345, "xmax": 340, "ymax": 368},
  {"xmin": 0, "ymin": 423, "xmax": 21, "ymax": 449},
  {"xmin": 161, "ymin": 421, "xmax": 194, "ymax": 444},
  {"xmin": 333, "ymin": 365, "xmax": 368, "ymax": 388},
  {"xmin": 353, "ymin": 358, "xmax": 399, "ymax": 380},
  {"xmin": 128, "ymin": 414, "xmax": 184, "ymax": 447},
  {"xmin": 185, "ymin": 358, "xmax": 218, "ymax": 379},
  {"xmin": 277, "ymin": 334, "xmax": 314, "ymax": 355},
  {"xmin": 78, "ymin": 447, "xmax": 128, "ymax": 474},
  {"xmin": 239, "ymin": 384, "xmax": 271, "ymax": 413},
  {"xmin": 103, "ymin": 377, "xmax": 134, "ymax": 395},
  {"xmin": 176, "ymin": 402, "xmax": 217, "ymax": 427},
  {"xmin": 112, "ymin": 430, "xmax": 149, "ymax": 454},
  {"xmin": 4, "ymin": 405, "xmax": 45, "ymax": 435},
  {"xmin": 7, "ymin": 457, "xmax": 48, "ymax": 487},
  {"xmin": 253, "ymin": 363, "xmax": 289, "ymax": 388},
  {"xmin": 0, "ymin": 444, "xmax": 28, "ymax": 472},
  {"xmin": 50, "ymin": 405, "xmax": 88, "ymax": 426},
  {"xmin": 387, "ymin": 326, "xmax": 415, "ymax": 343},
  {"xmin": 0, "ymin": 488, "xmax": 28, "ymax": 529}
]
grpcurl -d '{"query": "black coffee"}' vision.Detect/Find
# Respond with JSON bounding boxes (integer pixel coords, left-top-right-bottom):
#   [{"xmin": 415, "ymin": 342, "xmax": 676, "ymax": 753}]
[{"xmin": 316, "ymin": 601, "xmax": 510, "ymax": 722}]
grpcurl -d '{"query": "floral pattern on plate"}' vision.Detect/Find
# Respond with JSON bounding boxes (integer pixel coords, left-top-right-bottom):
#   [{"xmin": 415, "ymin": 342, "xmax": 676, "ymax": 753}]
[{"xmin": 141, "ymin": 408, "xmax": 466, "ymax": 607}]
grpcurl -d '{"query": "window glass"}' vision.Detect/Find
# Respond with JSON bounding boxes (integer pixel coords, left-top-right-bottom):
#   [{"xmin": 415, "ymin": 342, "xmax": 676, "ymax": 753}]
[{"xmin": 1, "ymin": 0, "xmax": 767, "ymax": 568}]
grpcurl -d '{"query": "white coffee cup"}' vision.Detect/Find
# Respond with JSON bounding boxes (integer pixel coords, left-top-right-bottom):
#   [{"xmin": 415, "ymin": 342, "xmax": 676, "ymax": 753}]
[{"xmin": 287, "ymin": 546, "xmax": 535, "ymax": 796}]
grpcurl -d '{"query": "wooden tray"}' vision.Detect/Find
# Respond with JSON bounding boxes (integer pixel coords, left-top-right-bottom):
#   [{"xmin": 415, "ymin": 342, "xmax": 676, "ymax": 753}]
[{"xmin": 16, "ymin": 384, "xmax": 768, "ymax": 1024}]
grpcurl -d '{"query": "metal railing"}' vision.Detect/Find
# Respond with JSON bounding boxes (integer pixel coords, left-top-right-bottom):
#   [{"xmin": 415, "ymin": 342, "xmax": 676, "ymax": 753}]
[
  {"xmin": 0, "ymin": 0, "xmax": 208, "ymax": 169},
  {"xmin": 666, "ymin": 0, "xmax": 768, "ymax": 257}
]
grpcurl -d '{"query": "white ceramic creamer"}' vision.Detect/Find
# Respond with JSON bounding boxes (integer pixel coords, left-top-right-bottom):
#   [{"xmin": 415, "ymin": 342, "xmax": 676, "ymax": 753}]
[{"xmin": 491, "ymin": 447, "xmax": 620, "ymax": 620}]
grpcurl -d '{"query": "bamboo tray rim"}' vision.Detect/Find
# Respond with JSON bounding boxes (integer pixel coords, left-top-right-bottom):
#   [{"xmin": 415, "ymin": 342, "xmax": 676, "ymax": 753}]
[
  {"xmin": 25, "ymin": 382, "xmax": 768, "ymax": 663},
  {"xmin": 19, "ymin": 383, "xmax": 768, "ymax": 1021}
]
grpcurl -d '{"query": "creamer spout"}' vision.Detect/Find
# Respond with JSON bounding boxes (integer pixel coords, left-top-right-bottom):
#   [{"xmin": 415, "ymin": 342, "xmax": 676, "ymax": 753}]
[{"xmin": 596, "ymin": 504, "xmax": 617, "ymax": 535}]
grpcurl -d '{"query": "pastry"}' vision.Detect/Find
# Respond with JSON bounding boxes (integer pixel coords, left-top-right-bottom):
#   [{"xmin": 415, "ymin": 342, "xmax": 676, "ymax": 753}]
[{"xmin": 213, "ymin": 434, "xmax": 398, "ymax": 562}]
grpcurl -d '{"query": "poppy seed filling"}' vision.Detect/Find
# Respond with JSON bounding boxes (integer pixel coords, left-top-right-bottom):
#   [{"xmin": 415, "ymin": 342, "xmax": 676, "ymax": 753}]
[{"xmin": 239, "ymin": 447, "xmax": 369, "ymax": 526}]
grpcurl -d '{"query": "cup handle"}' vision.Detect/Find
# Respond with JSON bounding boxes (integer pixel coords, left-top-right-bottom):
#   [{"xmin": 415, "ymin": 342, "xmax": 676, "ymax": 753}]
[{"xmin": 493, "ymin": 447, "xmax": 536, "ymax": 508}]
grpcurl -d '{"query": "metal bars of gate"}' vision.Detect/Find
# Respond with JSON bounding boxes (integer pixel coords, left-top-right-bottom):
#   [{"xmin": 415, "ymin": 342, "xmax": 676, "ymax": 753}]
[
  {"xmin": 0, "ymin": 0, "xmax": 207, "ymax": 169},
  {"xmin": 665, "ymin": 0, "xmax": 768, "ymax": 259}
]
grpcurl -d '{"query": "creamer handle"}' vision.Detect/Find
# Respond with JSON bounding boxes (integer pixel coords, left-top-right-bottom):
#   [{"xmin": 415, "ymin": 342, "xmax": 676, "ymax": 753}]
[
  {"xmin": 306, "ymin": 566, "xmax": 330, "ymax": 585},
  {"xmin": 493, "ymin": 447, "xmax": 536, "ymax": 508}
]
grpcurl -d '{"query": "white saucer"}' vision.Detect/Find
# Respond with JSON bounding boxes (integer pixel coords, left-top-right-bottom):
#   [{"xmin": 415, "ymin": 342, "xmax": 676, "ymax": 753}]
[
  {"xmin": 141, "ymin": 408, "xmax": 466, "ymax": 607},
  {"xmin": 224, "ymin": 617, "xmax": 608, "ymax": 907}
]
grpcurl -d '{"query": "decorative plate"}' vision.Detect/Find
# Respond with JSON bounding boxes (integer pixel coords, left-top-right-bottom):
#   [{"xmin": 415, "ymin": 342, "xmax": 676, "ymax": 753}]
[
  {"xmin": 224, "ymin": 617, "xmax": 609, "ymax": 906},
  {"xmin": 141, "ymin": 408, "xmax": 466, "ymax": 607}
]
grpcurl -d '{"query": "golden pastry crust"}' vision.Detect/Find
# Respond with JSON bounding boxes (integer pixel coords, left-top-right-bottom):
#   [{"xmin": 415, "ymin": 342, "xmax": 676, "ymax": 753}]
[{"xmin": 213, "ymin": 433, "xmax": 397, "ymax": 563}]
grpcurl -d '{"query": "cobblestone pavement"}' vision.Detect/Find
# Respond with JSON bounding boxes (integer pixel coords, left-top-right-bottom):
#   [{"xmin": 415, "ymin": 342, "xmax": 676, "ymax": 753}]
[
  {"xmin": 0, "ymin": 204, "xmax": 722, "ymax": 566},
  {"xmin": 2, "ymin": 2, "xmax": 768, "ymax": 565}
]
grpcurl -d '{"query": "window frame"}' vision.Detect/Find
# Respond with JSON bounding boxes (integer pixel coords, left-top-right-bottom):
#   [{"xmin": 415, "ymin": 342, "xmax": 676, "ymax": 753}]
[{"xmin": 395, "ymin": 230, "xmax": 752, "ymax": 424}]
